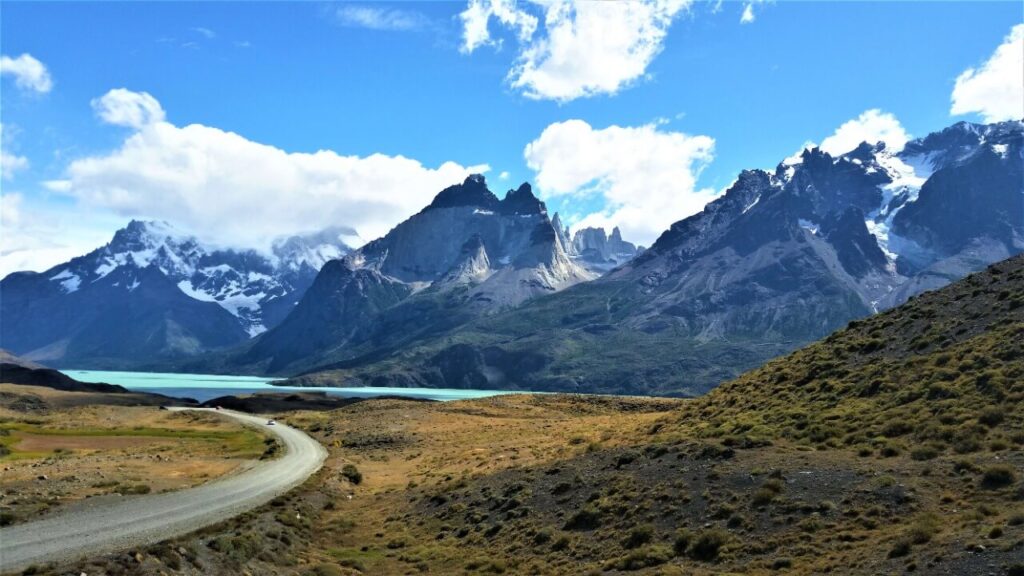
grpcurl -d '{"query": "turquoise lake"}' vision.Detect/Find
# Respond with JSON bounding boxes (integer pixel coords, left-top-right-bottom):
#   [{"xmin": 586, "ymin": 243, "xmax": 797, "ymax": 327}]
[{"xmin": 62, "ymin": 370, "xmax": 520, "ymax": 403}]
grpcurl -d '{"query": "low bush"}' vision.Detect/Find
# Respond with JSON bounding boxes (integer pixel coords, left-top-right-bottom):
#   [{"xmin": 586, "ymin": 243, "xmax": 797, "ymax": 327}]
[
  {"xmin": 981, "ymin": 465, "xmax": 1016, "ymax": 489},
  {"xmin": 340, "ymin": 464, "xmax": 363, "ymax": 485},
  {"xmin": 688, "ymin": 528, "xmax": 730, "ymax": 561}
]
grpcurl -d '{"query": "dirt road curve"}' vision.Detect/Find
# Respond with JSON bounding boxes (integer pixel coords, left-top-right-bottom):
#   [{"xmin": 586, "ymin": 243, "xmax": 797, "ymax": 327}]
[{"xmin": 0, "ymin": 408, "xmax": 327, "ymax": 573}]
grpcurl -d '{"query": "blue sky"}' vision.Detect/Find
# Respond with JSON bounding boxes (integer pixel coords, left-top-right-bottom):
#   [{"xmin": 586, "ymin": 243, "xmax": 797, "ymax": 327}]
[{"xmin": 1, "ymin": 1, "xmax": 1021, "ymax": 274}]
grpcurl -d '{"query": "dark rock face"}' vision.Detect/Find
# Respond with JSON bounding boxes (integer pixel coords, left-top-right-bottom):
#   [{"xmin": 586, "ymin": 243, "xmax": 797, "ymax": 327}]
[
  {"xmin": 243, "ymin": 260, "xmax": 414, "ymax": 372},
  {"xmin": 0, "ymin": 221, "xmax": 355, "ymax": 367},
  {"xmin": 424, "ymin": 174, "xmax": 500, "ymax": 212},
  {"xmin": 823, "ymin": 207, "xmax": 890, "ymax": 279}
]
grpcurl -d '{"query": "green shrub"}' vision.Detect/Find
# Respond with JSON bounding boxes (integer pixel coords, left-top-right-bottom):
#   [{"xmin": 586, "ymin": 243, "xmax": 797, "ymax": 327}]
[
  {"xmin": 910, "ymin": 446, "xmax": 940, "ymax": 461},
  {"xmin": 688, "ymin": 528, "xmax": 730, "ymax": 561},
  {"xmin": 622, "ymin": 524, "xmax": 654, "ymax": 549},
  {"xmin": 672, "ymin": 529, "xmax": 693, "ymax": 556},
  {"xmin": 563, "ymin": 506, "xmax": 601, "ymax": 530},
  {"xmin": 978, "ymin": 407, "xmax": 1005, "ymax": 427},
  {"xmin": 341, "ymin": 464, "xmax": 363, "ymax": 485},
  {"xmin": 981, "ymin": 465, "xmax": 1017, "ymax": 488},
  {"xmin": 605, "ymin": 545, "xmax": 672, "ymax": 571},
  {"xmin": 906, "ymin": 513, "xmax": 940, "ymax": 544}
]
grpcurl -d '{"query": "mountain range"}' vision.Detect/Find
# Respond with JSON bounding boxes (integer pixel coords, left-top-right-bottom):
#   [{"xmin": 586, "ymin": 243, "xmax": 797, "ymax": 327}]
[
  {"xmin": 1, "ymin": 119, "xmax": 1020, "ymax": 394},
  {"xmin": 0, "ymin": 222, "xmax": 357, "ymax": 368},
  {"xmin": 280, "ymin": 119, "xmax": 1023, "ymax": 395}
]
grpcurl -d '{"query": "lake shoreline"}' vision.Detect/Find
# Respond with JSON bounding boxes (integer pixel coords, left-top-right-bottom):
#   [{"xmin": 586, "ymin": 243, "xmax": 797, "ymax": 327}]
[{"xmin": 61, "ymin": 369, "xmax": 524, "ymax": 403}]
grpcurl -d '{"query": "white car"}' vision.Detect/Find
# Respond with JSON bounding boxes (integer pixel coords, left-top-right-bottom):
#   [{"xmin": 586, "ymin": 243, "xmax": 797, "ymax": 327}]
[{"xmin": 266, "ymin": 419, "xmax": 276, "ymax": 426}]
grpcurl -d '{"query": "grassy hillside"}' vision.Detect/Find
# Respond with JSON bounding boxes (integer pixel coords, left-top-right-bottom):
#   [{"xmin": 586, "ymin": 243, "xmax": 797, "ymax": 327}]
[{"xmin": 675, "ymin": 252, "xmax": 1024, "ymax": 456}]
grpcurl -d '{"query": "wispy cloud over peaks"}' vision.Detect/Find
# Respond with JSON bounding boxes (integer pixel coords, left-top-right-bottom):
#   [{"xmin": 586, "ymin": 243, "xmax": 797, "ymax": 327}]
[
  {"xmin": 0, "ymin": 53, "xmax": 53, "ymax": 93},
  {"xmin": 334, "ymin": 5, "xmax": 430, "ymax": 32},
  {"xmin": 819, "ymin": 109, "xmax": 909, "ymax": 156}
]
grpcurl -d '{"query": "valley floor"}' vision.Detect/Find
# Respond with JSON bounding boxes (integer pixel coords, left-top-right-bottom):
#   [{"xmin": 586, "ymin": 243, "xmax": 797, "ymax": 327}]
[{"xmin": 16, "ymin": 392, "xmax": 1022, "ymax": 576}]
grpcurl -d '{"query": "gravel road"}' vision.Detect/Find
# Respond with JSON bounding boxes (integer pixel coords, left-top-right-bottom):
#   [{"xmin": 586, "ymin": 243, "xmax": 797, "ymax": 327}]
[{"xmin": 0, "ymin": 408, "xmax": 327, "ymax": 573}]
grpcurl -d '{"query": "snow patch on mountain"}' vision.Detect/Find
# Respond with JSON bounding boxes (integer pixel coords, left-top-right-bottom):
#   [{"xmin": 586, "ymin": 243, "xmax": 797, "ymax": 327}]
[{"xmin": 50, "ymin": 269, "xmax": 81, "ymax": 293}]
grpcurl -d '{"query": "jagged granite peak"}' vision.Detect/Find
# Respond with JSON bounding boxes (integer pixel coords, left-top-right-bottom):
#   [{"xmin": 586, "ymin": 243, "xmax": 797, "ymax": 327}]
[
  {"xmin": 551, "ymin": 212, "xmax": 573, "ymax": 253},
  {"xmin": 424, "ymin": 174, "xmax": 500, "ymax": 212},
  {"xmin": 358, "ymin": 176, "xmax": 590, "ymax": 286},
  {"xmin": 500, "ymin": 182, "xmax": 547, "ymax": 216},
  {"xmin": 569, "ymin": 226, "xmax": 642, "ymax": 273}
]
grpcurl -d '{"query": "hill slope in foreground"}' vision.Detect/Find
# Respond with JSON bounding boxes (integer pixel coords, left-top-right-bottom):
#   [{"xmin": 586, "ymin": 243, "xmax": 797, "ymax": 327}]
[{"xmin": 38, "ymin": 255, "xmax": 1024, "ymax": 575}]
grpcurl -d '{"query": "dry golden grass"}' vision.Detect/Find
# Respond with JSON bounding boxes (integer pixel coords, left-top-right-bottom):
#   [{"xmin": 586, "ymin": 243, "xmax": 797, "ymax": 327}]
[{"xmin": 0, "ymin": 385, "xmax": 270, "ymax": 526}]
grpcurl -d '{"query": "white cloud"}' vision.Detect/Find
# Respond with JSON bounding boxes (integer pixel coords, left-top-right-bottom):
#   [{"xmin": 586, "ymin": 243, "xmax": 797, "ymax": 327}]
[
  {"xmin": 498, "ymin": 171, "xmax": 510, "ymax": 180},
  {"xmin": 819, "ymin": 109, "xmax": 909, "ymax": 156},
  {"xmin": 524, "ymin": 119, "xmax": 715, "ymax": 246},
  {"xmin": 460, "ymin": 0, "xmax": 539, "ymax": 53},
  {"xmin": 739, "ymin": 0, "xmax": 769, "ymax": 24},
  {"xmin": 91, "ymin": 88, "xmax": 166, "ymax": 129},
  {"xmin": 50, "ymin": 89, "xmax": 488, "ymax": 254},
  {"xmin": 740, "ymin": 3, "xmax": 755, "ymax": 23},
  {"xmin": 460, "ymin": 0, "xmax": 689, "ymax": 102},
  {"xmin": 951, "ymin": 24, "xmax": 1024, "ymax": 123},
  {"xmin": 335, "ymin": 5, "xmax": 429, "ymax": 31},
  {"xmin": 0, "ymin": 123, "xmax": 29, "ymax": 180},
  {"xmin": 0, "ymin": 53, "xmax": 53, "ymax": 93}
]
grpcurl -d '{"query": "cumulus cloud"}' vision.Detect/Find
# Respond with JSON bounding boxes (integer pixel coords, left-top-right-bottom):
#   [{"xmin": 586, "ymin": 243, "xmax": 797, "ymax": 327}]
[
  {"xmin": 49, "ymin": 89, "xmax": 488, "ymax": 253},
  {"xmin": 334, "ymin": 5, "xmax": 430, "ymax": 31},
  {"xmin": 460, "ymin": 0, "xmax": 689, "ymax": 102},
  {"xmin": 91, "ymin": 88, "xmax": 166, "ymax": 129},
  {"xmin": 0, "ymin": 53, "xmax": 53, "ymax": 93},
  {"xmin": 819, "ymin": 109, "xmax": 909, "ymax": 156},
  {"xmin": 524, "ymin": 119, "xmax": 715, "ymax": 246},
  {"xmin": 951, "ymin": 24, "xmax": 1024, "ymax": 123}
]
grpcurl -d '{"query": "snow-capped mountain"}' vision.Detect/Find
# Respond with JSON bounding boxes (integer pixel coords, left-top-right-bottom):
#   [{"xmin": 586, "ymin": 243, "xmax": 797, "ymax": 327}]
[{"xmin": 0, "ymin": 221, "xmax": 356, "ymax": 366}]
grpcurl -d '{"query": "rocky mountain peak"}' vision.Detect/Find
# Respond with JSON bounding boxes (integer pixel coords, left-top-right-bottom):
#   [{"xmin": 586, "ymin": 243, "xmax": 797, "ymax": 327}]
[
  {"xmin": 500, "ymin": 182, "xmax": 547, "ymax": 216},
  {"xmin": 425, "ymin": 174, "xmax": 500, "ymax": 212}
]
